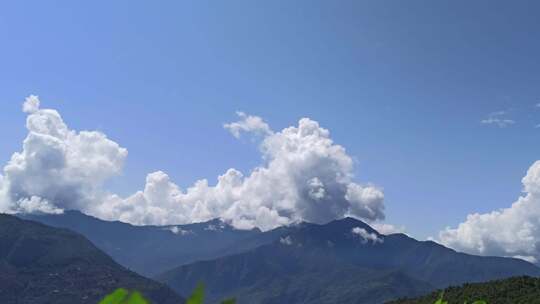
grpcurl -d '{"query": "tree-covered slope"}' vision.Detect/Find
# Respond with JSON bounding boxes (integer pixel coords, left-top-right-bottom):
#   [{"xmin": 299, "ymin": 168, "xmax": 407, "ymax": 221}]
[
  {"xmin": 0, "ymin": 214, "xmax": 183, "ymax": 304},
  {"xmin": 158, "ymin": 244, "xmax": 433, "ymax": 304},
  {"xmin": 387, "ymin": 276, "xmax": 540, "ymax": 304}
]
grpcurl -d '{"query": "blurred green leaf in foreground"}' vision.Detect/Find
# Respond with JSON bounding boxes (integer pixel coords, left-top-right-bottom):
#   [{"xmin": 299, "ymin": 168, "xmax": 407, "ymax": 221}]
[
  {"xmin": 99, "ymin": 288, "xmax": 149, "ymax": 304},
  {"xmin": 101, "ymin": 284, "xmax": 489, "ymax": 304},
  {"xmin": 99, "ymin": 284, "xmax": 236, "ymax": 304},
  {"xmin": 435, "ymin": 293, "xmax": 487, "ymax": 304},
  {"xmin": 186, "ymin": 283, "xmax": 236, "ymax": 304}
]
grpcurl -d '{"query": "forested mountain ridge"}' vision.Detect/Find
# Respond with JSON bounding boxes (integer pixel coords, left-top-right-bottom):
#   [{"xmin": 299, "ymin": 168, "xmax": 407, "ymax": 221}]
[
  {"xmin": 386, "ymin": 276, "xmax": 540, "ymax": 304},
  {"xmin": 0, "ymin": 214, "xmax": 184, "ymax": 304},
  {"xmin": 157, "ymin": 217, "xmax": 540, "ymax": 304}
]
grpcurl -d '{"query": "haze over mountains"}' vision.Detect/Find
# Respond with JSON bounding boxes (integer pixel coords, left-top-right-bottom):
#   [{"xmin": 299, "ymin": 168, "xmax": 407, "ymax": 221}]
[
  {"xmin": 157, "ymin": 217, "xmax": 540, "ymax": 304},
  {"xmin": 20, "ymin": 210, "xmax": 261, "ymax": 276},
  {"xmin": 19, "ymin": 211, "xmax": 540, "ymax": 304}
]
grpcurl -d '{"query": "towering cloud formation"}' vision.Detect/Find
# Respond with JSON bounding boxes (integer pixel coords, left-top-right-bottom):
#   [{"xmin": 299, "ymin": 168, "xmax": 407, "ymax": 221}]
[
  {"xmin": 99, "ymin": 112, "xmax": 385, "ymax": 230},
  {"xmin": 440, "ymin": 161, "xmax": 540, "ymax": 263},
  {"xmin": 0, "ymin": 96, "xmax": 127, "ymax": 214},
  {"xmin": 1, "ymin": 97, "xmax": 385, "ymax": 231}
]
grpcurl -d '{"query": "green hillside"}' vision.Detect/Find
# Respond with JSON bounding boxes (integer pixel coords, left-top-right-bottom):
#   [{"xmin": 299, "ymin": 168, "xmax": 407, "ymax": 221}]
[
  {"xmin": 387, "ymin": 276, "xmax": 540, "ymax": 304},
  {"xmin": 0, "ymin": 214, "xmax": 183, "ymax": 304}
]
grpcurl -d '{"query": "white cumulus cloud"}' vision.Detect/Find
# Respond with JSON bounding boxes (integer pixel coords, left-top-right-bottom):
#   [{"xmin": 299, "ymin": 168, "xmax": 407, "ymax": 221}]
[
  {"xmin": 352, "ymin": 227, "xmax": 383, "ymax": 244},
  {"xmin": 22, "ymin": 95, "xmax": 40, "ymax": 113},
  {"xmin": 439, "ymin": 161, "xmax": 540, "ymax": 263},
  {"xmin": 98, "ymin": 114, "xmax": 386, "ymax": 230},
  {"xmin": 17, "ymin": 196, "xmax": 64, "ymax": 215},
  {"xmin": 223, "ymin": 111, "xmax": 273, "ymax": 138},
  {"xmin": 371, "ymin": 222, "xmax": 406, "ymax": 235},
  {"xmin": 1, "ymin": 97, "xmax": 385, "ymax": 232},
  {"xmin": 0, "ymin": 96, "xmax": 127, "ymax": 215}
]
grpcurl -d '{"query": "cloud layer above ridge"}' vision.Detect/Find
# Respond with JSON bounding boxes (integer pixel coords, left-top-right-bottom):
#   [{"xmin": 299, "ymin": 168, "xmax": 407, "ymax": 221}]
[{"xmin": 0, "ymin": 96, "xmax": 385, "ymax": 231}]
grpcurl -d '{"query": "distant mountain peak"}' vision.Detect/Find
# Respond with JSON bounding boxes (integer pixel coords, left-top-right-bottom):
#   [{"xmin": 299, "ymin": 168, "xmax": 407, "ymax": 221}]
[
  {"xmin": 314, "ymin": 216, "xmax": 381, "ymax": 236},
  {"xmin": 268, "ymin": 216, "xmax": 386, "ymax": 250}
]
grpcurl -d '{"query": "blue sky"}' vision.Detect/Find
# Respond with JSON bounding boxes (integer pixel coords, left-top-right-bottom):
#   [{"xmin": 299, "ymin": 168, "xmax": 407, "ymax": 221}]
[{"xmin": 1, "ymin": 1, "xmax": 540, "ymax": 239}]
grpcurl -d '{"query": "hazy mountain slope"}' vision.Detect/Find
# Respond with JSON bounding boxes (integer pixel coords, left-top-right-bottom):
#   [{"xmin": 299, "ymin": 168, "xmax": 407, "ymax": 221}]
[
  {"xmin": 282, "ymin": 218, "xmax": 540, "ymax": 287},
  {"xmin": 158, "ymin": 242, "xmax": 433, "ymax": 304},
  {"xmin": 0, "ymin": 214, "xmax": 183, "ymax": 304},
  {"xmin": 218, "ymin": 222, "xmax": 315, "ymax": 256},
  {"xmin": 20, "ymin": 210, "xmax": 260, "ymax": 276},
  {"xmin": 157, "ymin": 217, "xmax": 540, "ymax": 304},
  {"xmin": 386, "ymin": 276, "xmax": 540, "ymax": 304}
]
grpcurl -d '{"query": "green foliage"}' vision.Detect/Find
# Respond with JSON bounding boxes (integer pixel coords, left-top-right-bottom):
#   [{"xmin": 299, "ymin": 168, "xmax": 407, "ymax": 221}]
[
  {"xmin": 100, "ymin": 284, "xmax": 494, "ymax": 304},
  {"xmin": 433, "ymin": 293, "xmax": 486, "ymax": 304},
  {"xmin": 100, "ymin": 284, "xmax": 236, "ymax": 304},
  {"xmin": 99, "ymin": 284, "xmax": 487, "ymax": 304},
  {"xmin": 186, "ymin": 284, "xmax": 204, "ymax": 304},
  {"xmin": 99, "ymin": 288, "xmax": 149, "ymax": 304},
  {"xmin": 434, "ymin": 292, "xmax": 448, "ymax": 304},
  {"xmin": 185, "ymin": 283, "xmax": 236, "ymax": 304},
  {"xmin": 97, "ymin": 284, "xmax": 487, "ymax": 304},
  {"xmin": 99, "ymin": 289, "xmax": 129, "ymax": 304},
  {"xmin": 390, "ymin": 276, "xmax": 540, "ymax": 304}
]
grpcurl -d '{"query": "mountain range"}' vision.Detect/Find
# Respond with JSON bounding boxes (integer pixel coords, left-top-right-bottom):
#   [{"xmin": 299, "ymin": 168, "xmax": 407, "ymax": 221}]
[
  {"xmin": 20, "ymin": 210, "xmax": 260, "ymax": 276},
  {"xmin": 16, "ymin": 212, "xmax": 540, "ymax": 304},
  {"xmin": 0, "ymin": 214, "xmax": 183, "ymax": 304},
  {"xmin": 157, "ymin": 217, "xmax": 540, "ymax": 304}
]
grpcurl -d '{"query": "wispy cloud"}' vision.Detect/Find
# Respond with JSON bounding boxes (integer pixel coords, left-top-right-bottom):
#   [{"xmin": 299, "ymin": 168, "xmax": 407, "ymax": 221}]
[
  {"xmin": 223, "ymin": 111, "xmax": 273, "ymax": 138},
  {"xmin": 352, "ymin": 227, "xmax": 383, "ymax": 244},
  {"xmin": 480, "ymin": 111, "xmax": 515, "ymax": 128}
]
